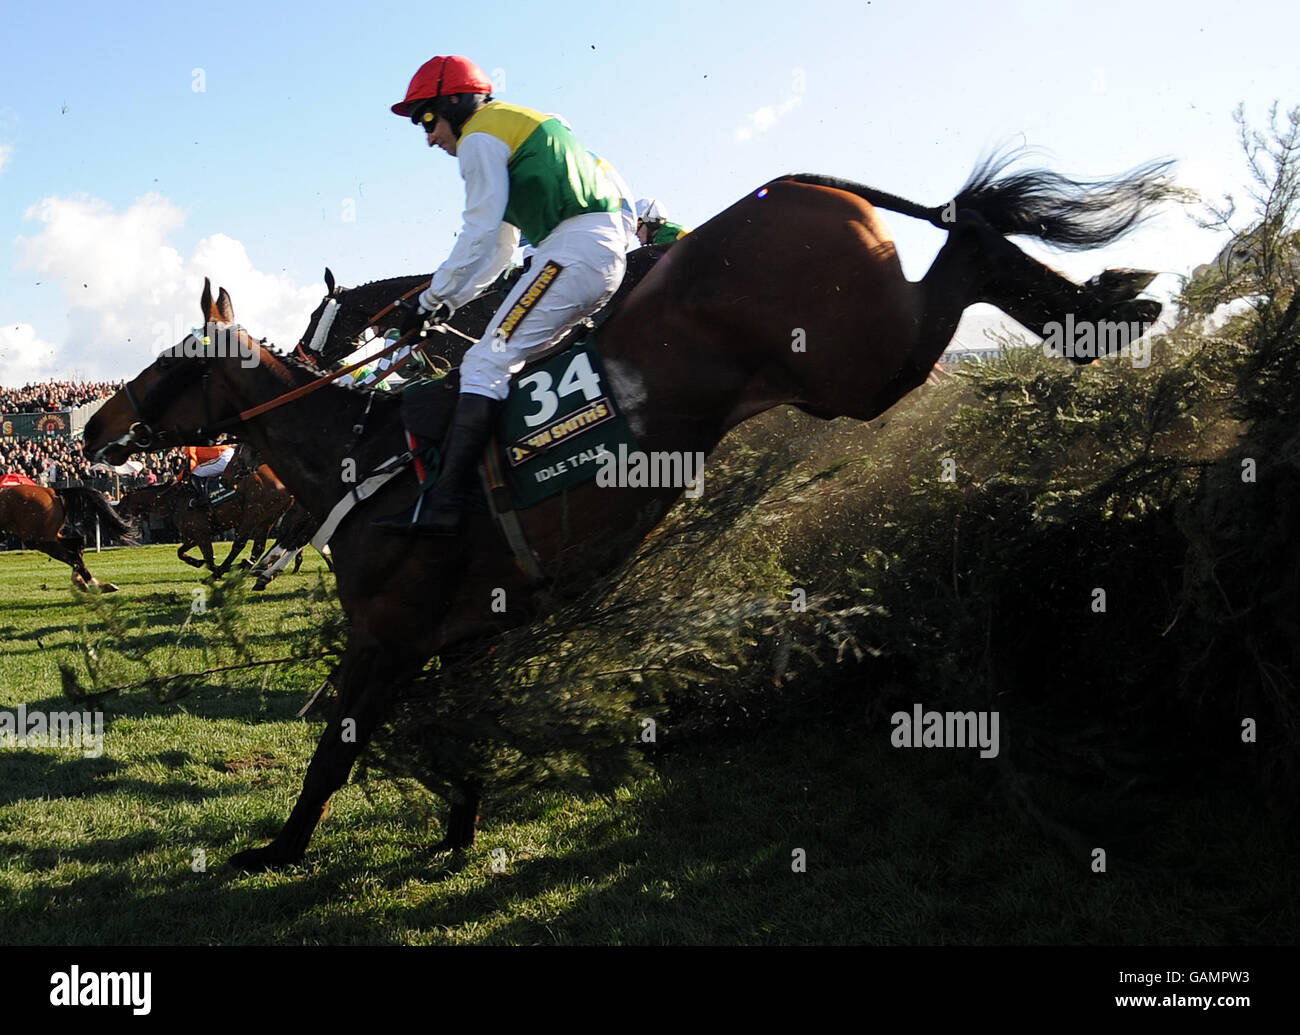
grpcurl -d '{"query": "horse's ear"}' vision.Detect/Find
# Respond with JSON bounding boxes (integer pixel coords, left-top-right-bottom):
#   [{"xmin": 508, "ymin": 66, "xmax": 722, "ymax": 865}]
[
  {"xmin": 324, "ymin": 267, "xmax": 336, "ymax": 294},
  {"xmin": 216, "ymin": 286, "xmax": 236, "ymax": 323},
  {"xmin": 201, "ymin": 277, "xmax": 215, "ymax": 321}
]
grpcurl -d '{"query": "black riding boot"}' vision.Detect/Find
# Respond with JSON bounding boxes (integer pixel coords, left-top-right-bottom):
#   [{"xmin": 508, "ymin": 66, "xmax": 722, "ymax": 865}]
[
  {"xmin": 189, "ymin": 477, "xmax": 211, "ymax": 509},
  {"xmin": 373, "ymin": 393, "xmax": 503, "ymax": 536}
]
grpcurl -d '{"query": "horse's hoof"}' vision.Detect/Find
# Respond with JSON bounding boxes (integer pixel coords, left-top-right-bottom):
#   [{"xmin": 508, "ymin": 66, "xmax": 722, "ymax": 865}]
[
  {"xmin": 227, "ymin": 846, "xmax": 298, "ymax": 873},
  {"xmin": 1108, "ymin": 297, "xmax": 1162, "ymax": 328},
  {"xmin": 430, "ymin": 836, "xmax": 471, "ymax": 854},
  {"xmin": 98, "ymin": 582, "xmax": 120, "ymax": 593},
  {"xmin": 1086, "ymin": 268, "xmax": 1158, "ymax": 304},
  {"xmin": 252, "ymin": 581, "xmax": 267, "ymax": 592}
]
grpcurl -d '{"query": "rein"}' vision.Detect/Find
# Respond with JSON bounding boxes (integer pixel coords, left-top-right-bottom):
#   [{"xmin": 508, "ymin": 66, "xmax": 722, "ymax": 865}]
[
  {"xmin": 227, "ymin": 326, "xmax": 423, "ymax": 426},
  {"xmin": 214, "ymin": 314, "xmax": 475, "ymax": 431},
  {"xmin": 125, "ymin": 296, "xmax": 481, "ymax": 449}
]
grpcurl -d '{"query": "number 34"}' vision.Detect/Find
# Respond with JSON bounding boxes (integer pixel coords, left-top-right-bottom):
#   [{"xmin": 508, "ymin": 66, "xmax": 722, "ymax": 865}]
[{"xmin": 517, "ymin": 352, "xmax": 603, "ymax": 427}]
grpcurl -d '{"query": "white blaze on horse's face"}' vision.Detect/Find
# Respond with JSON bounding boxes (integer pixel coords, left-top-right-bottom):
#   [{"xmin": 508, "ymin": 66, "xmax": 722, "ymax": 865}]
[{"xmin": 307, "ymin": 299, "xmax": 341, "ymax": 356}]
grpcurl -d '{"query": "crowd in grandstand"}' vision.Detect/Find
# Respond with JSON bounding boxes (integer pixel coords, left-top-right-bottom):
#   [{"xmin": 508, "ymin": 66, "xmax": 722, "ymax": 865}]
[
  {"xmin": 1, "ymin": 379, "xmax": 184, "ymax": 488},
  {"xmin": 0, "ymin": 380, "xmax": 125, "ymax": 414},
  {"xmin": 0, "ymin": 434, "xmax": 181, "ymax": 486}
]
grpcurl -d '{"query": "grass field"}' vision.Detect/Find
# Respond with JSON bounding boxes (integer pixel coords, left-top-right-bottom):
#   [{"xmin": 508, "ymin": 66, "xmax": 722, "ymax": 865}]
[{"xmin": 0, "ymin": 544, "xmax": 1296, "ymax": 945}]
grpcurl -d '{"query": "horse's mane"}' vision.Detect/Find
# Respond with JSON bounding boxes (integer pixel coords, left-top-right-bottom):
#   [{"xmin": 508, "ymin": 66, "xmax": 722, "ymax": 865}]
[{"xmin": 348, "ymin": 273, "xmax": 430, "ymax": 293}]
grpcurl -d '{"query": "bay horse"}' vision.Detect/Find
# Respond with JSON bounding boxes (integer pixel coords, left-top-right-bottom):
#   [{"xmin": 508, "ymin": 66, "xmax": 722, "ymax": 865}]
[
  {"xmin": 84, "ymin": 153, "xmax": 1174, "ymax": 872},
  {"xmin": 0, "ymin": 483, "xmax": 138, "ymax": 590},
  {"xmin": 118, "ymin": 465, "xmax": 293, "ymax": 578}
]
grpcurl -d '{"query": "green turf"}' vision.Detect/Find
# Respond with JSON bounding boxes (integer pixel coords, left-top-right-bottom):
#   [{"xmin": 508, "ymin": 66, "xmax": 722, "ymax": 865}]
[{"xmin": 0, "ymin": 545, "xmax": 1295, "ymax": 944}]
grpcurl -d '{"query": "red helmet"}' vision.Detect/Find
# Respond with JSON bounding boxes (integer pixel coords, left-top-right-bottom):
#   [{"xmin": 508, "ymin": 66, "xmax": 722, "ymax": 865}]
[{"xmin": 391, "ymin": 56, "xmax": 494, "ymax": 117}]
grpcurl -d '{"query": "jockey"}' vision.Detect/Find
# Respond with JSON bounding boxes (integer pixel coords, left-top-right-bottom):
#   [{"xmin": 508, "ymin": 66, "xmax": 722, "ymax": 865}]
[
  {"xmin": 375, "ymin": 55, "xmax": 631, "ymax": 535},
  {"xmin": 518, "ymin": 153, "xmax": 635, "ymax": 271},
  {"xmin": 185, "ymin": 444, "xmax": 235, "ymax": 508},
  {"xmin": 635, "ymin": 198, "xmax": 689, "ymax": 247}
]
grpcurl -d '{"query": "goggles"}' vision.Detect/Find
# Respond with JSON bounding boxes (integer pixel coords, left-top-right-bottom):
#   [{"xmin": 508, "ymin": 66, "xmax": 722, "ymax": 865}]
[{"xmin": 410, "ymin": 101, "xmax": 441, "ymax": 130}]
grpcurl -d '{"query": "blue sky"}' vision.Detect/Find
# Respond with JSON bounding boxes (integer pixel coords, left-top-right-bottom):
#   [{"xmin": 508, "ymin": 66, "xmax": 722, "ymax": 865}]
[{"xmin": 1, "ymin": 0, "xmax": 1297, "ymax": 382}]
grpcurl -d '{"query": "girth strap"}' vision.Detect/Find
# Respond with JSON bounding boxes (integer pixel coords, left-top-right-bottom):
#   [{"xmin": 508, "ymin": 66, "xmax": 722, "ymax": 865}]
[{"xmin": 309, "ymin": 454, "xmax": 411, "ymax": 551}]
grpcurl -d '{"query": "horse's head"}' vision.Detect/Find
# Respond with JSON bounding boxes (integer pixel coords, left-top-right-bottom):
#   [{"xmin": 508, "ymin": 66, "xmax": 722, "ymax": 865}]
[
  {"xmin": 116, "ymin": 487, "xmax": 155, "ymax": 518},
  {"xmin": 84, "ymin": 278, "xmax": 265, "ymax": 467},
  {"xmin": 294, "ymin": 267, "xmax": 439, "ymax": 369},
  {"xmin": 295, "ymin": 267, "xmax": 346, "ymax": 369}
]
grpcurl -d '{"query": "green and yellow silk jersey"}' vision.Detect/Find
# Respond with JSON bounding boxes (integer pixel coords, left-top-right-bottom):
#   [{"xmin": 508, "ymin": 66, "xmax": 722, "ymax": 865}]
[
  {"xmin": 651, "ymin": 221, "xmax": 688, "ymax": 245},
  {"xmin": 460, "ymin": 102, "xmax": 620, "ymax": 246}
]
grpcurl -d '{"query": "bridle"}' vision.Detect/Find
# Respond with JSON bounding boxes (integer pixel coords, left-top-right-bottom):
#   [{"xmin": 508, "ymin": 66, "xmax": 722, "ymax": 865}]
[
  {"xmin": 119, "ymin": 312, "xmax": 465, "ymax": 453},
  {"xmin": 294, "ymin": 282, "xmax": 426, "ymax": 368},
  {"xmin": 122, "ymin": 325, "xmax": 248, "ymax": 450}
]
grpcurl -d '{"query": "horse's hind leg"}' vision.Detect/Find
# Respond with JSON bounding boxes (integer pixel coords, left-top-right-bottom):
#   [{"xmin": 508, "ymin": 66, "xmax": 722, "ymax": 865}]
[
  {"xmin": 38, "ymin": 539, "xmax": 88, "ymax": 588},
  {"xmin": 227, "ymin": 644, "xmax": 419, "ymax": 872},
  {"xmin": 922, "ymin": 211, "xmax": 1160, "ymax": 366},
  {"xmin": 53, "ymin": 533, "xmax": 119, "ymax": 593}
]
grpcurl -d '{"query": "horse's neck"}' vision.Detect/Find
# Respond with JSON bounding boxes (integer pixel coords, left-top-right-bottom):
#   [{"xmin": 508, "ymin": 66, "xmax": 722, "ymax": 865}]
[
  {"xmin": 222, "ymin": 357, "xmax": 399, "ymax": 519},
  {"xmin": 339, "ymin": 276, "xmax": 430, "ymax": 336}
]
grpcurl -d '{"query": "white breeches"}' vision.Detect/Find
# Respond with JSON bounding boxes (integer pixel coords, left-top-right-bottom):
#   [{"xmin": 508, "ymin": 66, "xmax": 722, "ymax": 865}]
[
  {"xmin": 192, "ymin": 453, "xmax": 233, "ymax": 478},
  {"xmin": 458, "ymin": 210, "xmax": 627, "ymax": 400}
]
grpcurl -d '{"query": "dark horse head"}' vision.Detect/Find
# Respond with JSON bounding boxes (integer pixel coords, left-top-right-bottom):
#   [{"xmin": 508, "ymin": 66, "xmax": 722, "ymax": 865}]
[{"xmin": 86, "ymin": 280, "xmax": 287, "ymax": 467}]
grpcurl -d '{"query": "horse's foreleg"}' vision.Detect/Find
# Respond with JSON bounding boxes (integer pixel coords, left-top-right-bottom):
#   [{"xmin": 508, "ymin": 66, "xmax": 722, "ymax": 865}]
[
  {"xmin": 199, "ymin": 539, "xmax": 217, "ymax": 576},
  {"xmin": 177, "ymin": 541, "xmax": 205, "ymax": 568},
  {"xmin": 227, "ymin": 648, "xmax": 415, "ymax": 872},
  {"xmin": 434, "ymin": 779, "xmax": 483, "ymax": 852},
  {"xmin": 243, "ymin": 534, "xmax": 269, "ymax": 571},
  {"xmin": 214, "ymin": 537, "xmax": 247, "ymax": 578}
]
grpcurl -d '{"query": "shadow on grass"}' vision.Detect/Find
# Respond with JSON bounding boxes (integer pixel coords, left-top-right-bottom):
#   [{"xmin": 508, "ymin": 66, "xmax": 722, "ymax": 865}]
[
  {"xmin": 0, "ymin": 751, "xmax": 123, "ymax": 805},
  {"xmin": 3, "ymin": 723, "xmax": 1297, "ymax": 946}
]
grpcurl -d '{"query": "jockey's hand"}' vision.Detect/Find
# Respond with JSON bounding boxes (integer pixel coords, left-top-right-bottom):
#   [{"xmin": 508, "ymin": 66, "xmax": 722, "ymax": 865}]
[
  {"xmin": 421, "ymin": 301, "xmax": 452, "ymax": 329},
  {"xmin": 395, "ymin": 299, "xmax": 452, "ymax": 339},
  {"xmin": 394, "ymin": 299, "xmax": 427, "ymax": 339}
]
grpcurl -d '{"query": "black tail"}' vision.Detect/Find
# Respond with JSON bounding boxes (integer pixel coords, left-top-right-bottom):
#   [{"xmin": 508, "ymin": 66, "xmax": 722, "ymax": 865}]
[
  {"xmin": 784, "ymin": 148, "xmax": 1178, "ymax": 250},
  {"xmin": 57, "ymin": 486, "xmax": 141, "ymax": 545}
]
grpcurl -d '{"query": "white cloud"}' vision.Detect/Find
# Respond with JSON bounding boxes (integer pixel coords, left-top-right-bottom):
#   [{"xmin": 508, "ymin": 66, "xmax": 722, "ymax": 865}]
[
  {"xmin": 12, "ymin": 193, "xmax": 322, "ymax": 379},
  {"xmin": 0, "ymin": 144, "xmax": 11, "ymax": 175},
  {"xmin": 0, "ymin": 322, "xmax": 62, "ymax": 384},
  {"xmin": 735, "ymin": 88, "xmax": 804, "ymax": 142}
]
